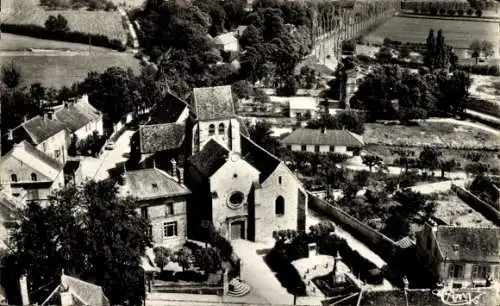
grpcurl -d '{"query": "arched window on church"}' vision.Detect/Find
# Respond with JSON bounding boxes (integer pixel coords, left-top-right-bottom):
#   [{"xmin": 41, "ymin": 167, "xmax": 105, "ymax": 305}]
[
  {"xmin": 275, "ymin": 196, "xmax": 285, "ymax": 216},
  {"xmin": 218, "ymin": 123, "xmax": 225, "ymax": 135},
  {"xmin": 209, "ymin": 124, "xmax": 215, "ymax": 136}
]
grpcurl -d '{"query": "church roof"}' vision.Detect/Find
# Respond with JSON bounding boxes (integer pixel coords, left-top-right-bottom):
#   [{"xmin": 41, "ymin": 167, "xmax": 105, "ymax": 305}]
[
  {"xmin": 139, "ymin": 123, "xmax": 185, "ymax": 154},
  {"xmin": 241, "ymin": 135, "xmax": 281, "ymax": 182},
  {"xmin": 193, "ymin": 86, "xmax": 236, "ymax": 121},
  {"xmin": 149, "ymin": 91, "xmax": 191, "ymax": 124},
  {"xmin": 188, "ymin": 139, "xmax": 230, "ymax": 177}
]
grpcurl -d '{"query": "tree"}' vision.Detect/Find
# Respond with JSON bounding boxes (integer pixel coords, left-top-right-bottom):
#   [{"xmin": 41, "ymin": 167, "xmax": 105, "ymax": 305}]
[
  {"xmin": 376, "ymin": 47, "xmax": 393, "ymax": 63},
  {"xmin": 481, "ymin": 40, "xmax": 494, "ymax": 58},
  {"xmin": 1, "ymin": 61, "xmax": 22, "ymax": 88},
  {"xmin": 307, "ymin": 111, "xmax": 365, "ymax": 135},
  {"xmin": 194, "ymin": 247, "xmax": 222, "ymax": 276},
  {"xmin": 470, "ymin": 40, "xmax": 482, "ymax": 64},
  {"xmin": 174, "ymin": 247, "xmax": 193, "ymax": 271},
  {"xmin": 153, "ymin": 247, "xmax": 171, "ymax": 272},
  {"xmin": 248, "ymin": 121, "xmax": 281, "ymax": 156},
  {"xmin": 419, "ymin": 146, "xmax": 442, "ymax": 175},
  {"xmin": 464, "ymin": 162, "xmax": 489, "ymax": 176},
  {"xmin": 232, "ymin": 80, "xmax": 254, "ymax": 99},
  {"xmin": 392, "ymin": 148, "xmax": 416, "ymax": 173},
  {"xmin": 398, "ymin": 44, "xmax": 411, "ymax": 59},
  {"xmin": 362, "ymin": 154, "xmax": 383, "ymax": 172},
  {"xmin": 439, "ymin": 158, "xmax": 458, "ymax": 178},
  {"xmin": 278, "ymin": 76, "xmax": 298, "ymax": 96},
  {"xmin": 434, "ymin": 29, "xmax": 449, "ymax": 69},
  {"xmin": 239, "ymin": 25, "xmax": 263, "ymax": 50},
  {"xmin": 424, "ymin": 29, "xmax": 436, "ymax": 68},
  {"xmin": 45, "ymin": 14, "xmax": 69, "ymax": 32},
  {"xmin": 8, "ymin": 180, "xmax": 151, "ymax": 306}
]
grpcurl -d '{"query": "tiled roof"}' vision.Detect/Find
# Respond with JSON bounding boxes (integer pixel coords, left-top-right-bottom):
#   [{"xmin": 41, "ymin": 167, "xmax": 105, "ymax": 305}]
[
  {"xmin": 149, "ymin": 91, "xmax": 191, "ymax": 124},
  {"xmin": 61, "ymin": 275, "xmax": 110, "ymax": 306},
  {"xmin": 13, "ymin": 115, "xmax": 68, "ymax": 145},
  {"xmin": 395, "ymin": 236, "xmax": 415, "ymax": 249},
  {"xmin": 188, "ymin": 139, "xmax": 229, "ymax": 177},
  {"xmin": 281, "ymin": 128, "xmax": 364, "ymax": 147},
  {"xmin": 193, "ymin": 86, "xmax": 236, "ymax": 121},
  {"xmin": 139, "ymin": 123, "xmax": 185, "ymax": 154},
  {"xmin": 119, "ymin": 168, "xmax": 191, "ymax": 200},
  {"xmin": 213, "ymin": 32, "xmax": 238, "ymax": 45},
  {"xmin": 54, "ymin": 98, "xmax": 101, "ymax": 133},
  {"xmin": 435, "ymin": 226, "xmax": 500, "ymax": 262},
  {"xmin": 0, "ymin": 141, "xmax": 63, "ymax": 181},
  {"xmin": 241, "ymin": 134, "xmax": 280, "ymax": 182}
]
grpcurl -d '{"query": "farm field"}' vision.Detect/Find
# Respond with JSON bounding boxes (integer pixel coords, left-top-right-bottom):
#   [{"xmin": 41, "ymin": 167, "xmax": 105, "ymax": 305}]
[
  {"xmin": 365, "ymin": 16, "xmax": 499, "ymax": 53},
  {"xmin": 0, "ymin": 33, "xmax": 113, "ymax": 52},
  {"xmin": 431, "ymin": 191, "xmax": 495, "ymax": 228},
  {"xmin": 0, "ymin": 0, "xmax": 127, "ymax": 43},
  {"xmin": 470, "ymin": 74, "xmax": 500, "ymax": 105},
  {"xmin": 363, "ymin": 122, "xmax": 499, "ymax": 149},
  {"xmin": 0, "ymin": 54, "xmax": 141, "ymax": 88}
]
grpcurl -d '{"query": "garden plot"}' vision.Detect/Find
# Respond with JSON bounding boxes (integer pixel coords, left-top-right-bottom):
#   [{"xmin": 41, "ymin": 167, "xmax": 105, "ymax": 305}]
[
  {"xmin": 470, "ymin": 74, "xmax": 500, "ymax": 108},
  {"xmin": 363, "ymin": 122, "xmax": 499, "ymax": 150},
  {"xmin": 431, "ymin": 191, "xmax": 495, "ymax": 228}
]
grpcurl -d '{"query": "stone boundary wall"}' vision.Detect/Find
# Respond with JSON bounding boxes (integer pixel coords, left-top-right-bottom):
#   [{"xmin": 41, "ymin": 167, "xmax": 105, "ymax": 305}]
[{"xmin": 451, "ymin": 184, "xmax": 500, "ymax": 226}]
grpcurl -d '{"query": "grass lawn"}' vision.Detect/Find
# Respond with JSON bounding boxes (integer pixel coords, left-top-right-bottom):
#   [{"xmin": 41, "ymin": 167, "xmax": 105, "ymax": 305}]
[
  {"xmin": 0, "ymin": 33, "xmax": 113, "ymax": 52},
  {"xmin": 0, "ymin": 53, "xmax": 141, "ymax": 88},
  {"xmin": 365, "ymin": 16, "xmax": 499, "ymax": 52},
  {"xmin": 363, "ymin": 122, "xmax": 499, "ymax": 149}
]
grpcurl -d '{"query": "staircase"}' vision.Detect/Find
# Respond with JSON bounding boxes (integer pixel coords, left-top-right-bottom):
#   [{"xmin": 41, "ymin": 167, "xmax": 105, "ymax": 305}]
[{"xmin": 227, "ymin": 278, "xmax": 250, "ymax": 297}]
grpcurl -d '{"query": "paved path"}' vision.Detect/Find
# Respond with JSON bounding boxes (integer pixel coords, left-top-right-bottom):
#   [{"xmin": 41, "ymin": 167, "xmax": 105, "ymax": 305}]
[{"xmin": 409, "ymin": 179, "xmax": 466, "ymax": 195}]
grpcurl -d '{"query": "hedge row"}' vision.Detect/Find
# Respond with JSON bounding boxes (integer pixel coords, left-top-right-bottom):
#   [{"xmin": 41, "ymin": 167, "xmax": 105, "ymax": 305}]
[
  {"xmin": 0, "ymin": 23, "xmax": 126, "ymax": 51},
  {"xmin": 456, "ymin": 64, "xmax": 500, "ymax": 76},
  {"xmin": 467, "ymin": 98, "xmax": 500, "ymax": 118}
]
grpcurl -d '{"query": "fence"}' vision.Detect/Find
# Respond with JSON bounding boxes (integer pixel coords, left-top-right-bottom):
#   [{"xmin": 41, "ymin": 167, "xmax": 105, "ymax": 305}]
[
  {"xmin": 308, "ymin": 193, "xmax": 400, "ymax": 264},
  {"xmin": 451, "ymin": 184, "xmax": 500, "ymax": 226}
]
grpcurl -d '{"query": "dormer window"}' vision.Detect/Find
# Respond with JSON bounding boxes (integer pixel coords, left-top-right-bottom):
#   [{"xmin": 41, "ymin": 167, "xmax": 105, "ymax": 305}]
[
  {"xmin": 31, "ymin": 173, "xmax": 37, "ymax": 181},
  {"xmin": 11, "ymin": 174, "xmax": 17, "ymax": 182},
  {"xmin": 209, "ymin": 124, "xmax": 215, "ymax": 135},
  {"xmin": 218, "ymin": 123, "xmax": 225, "ymax": 135}
]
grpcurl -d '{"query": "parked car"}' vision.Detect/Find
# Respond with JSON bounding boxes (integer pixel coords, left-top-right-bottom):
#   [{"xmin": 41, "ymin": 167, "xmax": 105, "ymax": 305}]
[{"xmin": 105, "ymin": 141, "xmax": 115, "ymax": 150}]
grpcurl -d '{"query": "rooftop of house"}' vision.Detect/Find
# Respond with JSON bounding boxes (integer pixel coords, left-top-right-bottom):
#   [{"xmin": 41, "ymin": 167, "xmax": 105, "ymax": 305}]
[
  {"xmin": 8, "ymin": 95, "xmax": 99, "ymax": 145},
  {"xmin": 325, "ymin": 287, "xmax": 498, "ymax": 306},
  {"xmin": 149, "ymin": 91, "xmax": 191, "ymax": 124},
  {"xmin": 139, "ymin": 123, "xmax": 186, "ymax": 154},
  {"xmin": 281, "ymin": 128, "xmax": 364, "ymax": 147},
  {"xmin": 193, "ymin": 85, "xmax": 236, "ymax": 121},
  {"xmin": 12, "ymin": 113, "xmax": 68, "ymax": 145},
  {"xmin": 434, "ymin": 226, "xmax": 500, "ymax": 263},
  {"xmin": 241, "ymin": 134, "xmax": 281, "ymax": 182},
  {"xmin": 188, "ymin": 139, "xmax": 230, "ymax": 177},
  {"xmin": 288, "ymin": 96, "xmax": 319, "ymax": 110},
  {"xmin": 53, "ymin": 96, "xmax": 101, "ymax": 133},
  {"xmin": 61, "ymin": 274, "xmax": 110, "ymax": 306},
  {"xmin": 118, "ymin": 168, "xmax": 191, "ymax": 200},
  {"xmin": 213, "ymin": 32, "xmax": 238, "ymax": 45},
  {"xmin": 0, "ymin": 141, "xmax": 63, "ymax": 181}
]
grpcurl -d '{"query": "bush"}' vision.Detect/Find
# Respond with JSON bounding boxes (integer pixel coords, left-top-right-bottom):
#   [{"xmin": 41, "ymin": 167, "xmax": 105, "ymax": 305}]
[
  {"xmin": 467, "ymin": 8, "xmax": 474, "ymax": 15},
  {"xmin": 439, "ymin": 8, "xmax": 446, "ymax": 15},
  {"xmin": 475, "ymin": 9, "xmax": 482, "ymax": 17},
  {"xmin": 455, "ymin": 64, "xmax": 500, "ymax": 76},
  {"xmin": 457, "ymin": 9, "xmax": 464, "ymax": 15},
  {"xmin": 0, "ymin": 23, "xmax": 125, "ymax": 51},
  {"xmin": 447, "ymin": 9, "xmax": 455, "ymax": 15}
]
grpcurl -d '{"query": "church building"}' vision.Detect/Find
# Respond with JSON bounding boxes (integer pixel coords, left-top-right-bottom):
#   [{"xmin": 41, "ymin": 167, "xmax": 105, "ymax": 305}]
[{"xmin": 184, "ymin": 85, "xmax": 308, "ymax": 242}]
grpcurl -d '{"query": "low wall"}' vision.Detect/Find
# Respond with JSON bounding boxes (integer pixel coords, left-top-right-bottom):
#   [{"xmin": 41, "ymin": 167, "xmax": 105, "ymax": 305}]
[
  {"xmin": 308, "ymin": 193, "xmax": 400, "ymax": 264},
  {"xmin": 451, "ymin": 184, "xmax": 500, "ymax": 226}
]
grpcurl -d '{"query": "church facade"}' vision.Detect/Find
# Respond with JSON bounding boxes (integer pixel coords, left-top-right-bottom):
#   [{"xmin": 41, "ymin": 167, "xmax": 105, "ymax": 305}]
[{"xmin": 184, "ymin": 86, "xmax": 308, "ymax": 242}]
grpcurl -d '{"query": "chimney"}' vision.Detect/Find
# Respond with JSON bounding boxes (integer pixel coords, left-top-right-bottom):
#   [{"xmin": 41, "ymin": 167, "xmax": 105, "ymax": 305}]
[
  {"xmin": 19, "ymin": 275, "xmax": 30, "ymax": 306},
  {"xmin": 8, "ymin": 129, "xmax": 13, "ymax": 141},
  {"xmin": 177, "ymin": 167, "xmax": 184, "ymax": 185},
  {"xmin": 171, "ymin": 159, "xmax": 177, "ymax": 177},
  {"xmin": 23, "ymin": 116, "xmax": 28, "ymax": 123},
  {"xmin": 321, "ymin": 127, "xmax": 327, "ymax": 134}
]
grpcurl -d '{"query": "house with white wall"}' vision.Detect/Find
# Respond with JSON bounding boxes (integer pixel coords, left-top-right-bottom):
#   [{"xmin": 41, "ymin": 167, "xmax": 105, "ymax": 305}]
[{"xmin": 281, "ymin": 128, "xmax": 364, "ymax": 155}]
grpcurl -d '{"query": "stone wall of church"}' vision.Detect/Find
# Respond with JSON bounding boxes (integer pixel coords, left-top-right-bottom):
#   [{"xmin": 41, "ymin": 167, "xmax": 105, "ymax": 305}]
[
  {"xmin": 197, "ymin": 118, "xmax": 240, "ymax": 152},
  {"xmin": 209, "ymin": 154, "xmax": 259, "ymax": 240},
  {"xmin": 254, "ymin": 164, "xmax": 307, "ymax": 241}
]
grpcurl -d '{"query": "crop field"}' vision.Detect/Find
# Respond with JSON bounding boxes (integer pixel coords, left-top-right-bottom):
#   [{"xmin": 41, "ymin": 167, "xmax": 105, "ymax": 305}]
[
  {"xmin": 365, "ymin": 16, "xmax": 500, "ymax": 52},
  {"xmin": 0, "ymin": 53, "xmax": 141, "ymax": 88},
  {"xmin": 0, "ymin": 0, "xmax": 127, "ymax": 43}
]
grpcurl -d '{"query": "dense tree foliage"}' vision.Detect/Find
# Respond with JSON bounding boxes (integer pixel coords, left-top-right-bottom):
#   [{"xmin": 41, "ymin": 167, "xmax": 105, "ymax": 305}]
[
  {"xmin": 307, "ymin": 111, "xmax": 366, "ymax": 134},
  {"xmin": 6, "ymin": 180, "xmax": 151, "ymax": 306},
  {"xmin": 351, "ymin": 64, "xmax": 471, "ymax": 121},
  {"xmin": 1, "ymin": 62, "xmax": 22, "ymax": 89},
  {"xmin": 45, "ymin": 14, "xmax": 70, "ymax": 33}
]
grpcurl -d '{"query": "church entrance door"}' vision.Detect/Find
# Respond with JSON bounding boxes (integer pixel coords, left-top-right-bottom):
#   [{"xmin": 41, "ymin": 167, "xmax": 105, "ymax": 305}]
[{"xmin": 230, "ymin": 220, "xmax": 245, "ymax": 240}]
